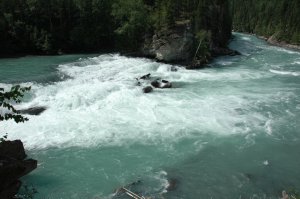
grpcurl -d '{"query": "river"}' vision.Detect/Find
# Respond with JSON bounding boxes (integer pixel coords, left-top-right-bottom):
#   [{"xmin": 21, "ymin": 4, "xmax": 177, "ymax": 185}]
[{"xmin": 0, "ymin": 33, "xmax": 300, "ymax": 199}]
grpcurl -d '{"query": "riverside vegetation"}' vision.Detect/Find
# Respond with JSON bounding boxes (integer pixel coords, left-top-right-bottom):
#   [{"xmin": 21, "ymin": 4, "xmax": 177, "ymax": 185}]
[
  {"xmin": 0, "ymin": 0, "xmax": 233, "ymax": 68},
  {"xmin": 1, "ymin": 0, "xmax": 299, "ymax": 62},
  {"xmin": 230, "ymin": 0, "xmax": 300, "ymax": 45}
]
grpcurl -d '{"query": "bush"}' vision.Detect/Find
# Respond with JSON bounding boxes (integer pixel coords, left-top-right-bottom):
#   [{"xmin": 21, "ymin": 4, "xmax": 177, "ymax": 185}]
[{"xmin": 0, "ymin": 85, "xmax": 31, "ymax": 123}]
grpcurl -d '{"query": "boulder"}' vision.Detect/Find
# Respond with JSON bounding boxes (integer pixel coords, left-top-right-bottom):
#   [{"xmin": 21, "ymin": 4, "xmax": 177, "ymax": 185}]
[
  {"xmin": 0, "ymin": 140, "xmax": 37, "ymax": 199},
  {"xmin": 151, "ymin": 80, "xmax": 172, "ymax": 89},
  {"xmin": 0, "ymin": 180, "xmax": 21, "ymax": 199},
  {"xmin": 151, "ymin": 80, "xmax": 160, "ymax": 88},
  {"xmin": 19, "ymin": 106, "xmax": 46, "ymax": 115},
  {"xmin": 142, "ymin": 86, "xmax": 153, "ymax": 93},
  {"xmin": 161, "ymin": 80, "xmax": 172, "ymax": 88},
  {"xmin": 0, "ymin": 157, "xmax": 37, "ymax": 189},
  {"xmin": 143, "ymin": 22, "xmax": 194, "ymax": 64},
  {"xmin": 167, "ymin": 178, "xmax": 178, "ymax": 191},
  {"xmin": 0, "ymin": 140, "xmax": 26, "ymax": 160}
]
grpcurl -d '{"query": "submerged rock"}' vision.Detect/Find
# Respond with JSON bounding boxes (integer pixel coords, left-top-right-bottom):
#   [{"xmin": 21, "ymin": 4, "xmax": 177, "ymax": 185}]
[
  {"xmin": 167, "ymin": 178, "xmax": 178, "ymax": 191},
  {"xmin": 19, "ymin": 106, "xmax": 46, "ymax": 115},
  {"xmin": 171, "ymin": 66, "xmax": 178, "ymax": 72},
  {"xmin": 143, "ymin": 86, "xmax": 153, "ymax": 93},
  {"xmin": 0, "ymin": 140, "xmax": 37, "ymax": 199}
]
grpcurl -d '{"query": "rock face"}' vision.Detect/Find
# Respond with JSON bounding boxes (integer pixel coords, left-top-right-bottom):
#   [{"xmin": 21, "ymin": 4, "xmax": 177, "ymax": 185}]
[
  {"xmin": 142, "ymin": 1, "xmax": 235, "ymax": 69},
  {"xmin": 0, "ymin": 140, "xmax": 26, "ymax": 160},
  {"xmin": 267, "ymin": 35, "xmax": 300, "ymax": 51},
  {"xmin": 143, "ymin": 23, "xmax": 194, "ymax": 64},
  {"xmin": 0, "ymin": 140, "xmax": 37, "ymax": 199}
]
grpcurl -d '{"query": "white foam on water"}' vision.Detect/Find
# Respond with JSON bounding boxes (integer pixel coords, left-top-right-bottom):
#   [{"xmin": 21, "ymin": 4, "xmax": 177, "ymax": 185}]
[
  {"xmin": 263, "ymin": 45, "xmax": 300, "ymax": 55},
  {"xmin": 292, "ymin": 61, "xmax": 300, "ymax": 65},
  {"xmin": 0, "ymin": 54, "xmax": 278, "ymax": 149},
  {"xmin": 152, "ymin": 170, "xmax": 169, "ymax": 194},
  {"xmin": 241, "ymin": 36, "xmax": 251, "ymax": 41},
  {"xmin": 269, "ymin": 69, "xmax": 300, "ymax": 76},
  {"xmin": 264, "ymin": 120, "xmax": 273, "ymax": 135},
  {"xmin": 263, "ymin": 160, "xmax": 269, "ymax": 166}
]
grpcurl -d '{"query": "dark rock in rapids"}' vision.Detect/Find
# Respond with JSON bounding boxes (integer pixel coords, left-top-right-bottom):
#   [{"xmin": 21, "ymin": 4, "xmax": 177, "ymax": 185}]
[
  {"xmin": 167, "ymin": 178, "xmax": 178, "ymax": 191},
  {"xmin": 0, "ymin": 140, "xmax": 37, "ymax": 199},
  {"xmin": 139, "ymin": 73, "xmax": 151, "ymax": 80},
  {"xmin": 142, "ymin": 86, "xmax": 153, "ymax": 93},
  {"xmin": 19, "ymin": 106, "xmax": 46, "ymax": 115},
  {"xmin": 151, "ymin": 80, "xmax": 172, "ymax": 89}
]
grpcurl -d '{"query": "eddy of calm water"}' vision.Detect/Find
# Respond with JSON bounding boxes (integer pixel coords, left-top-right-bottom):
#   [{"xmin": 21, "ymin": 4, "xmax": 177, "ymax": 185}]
[{"xmin": 0, "ymin": 33, "xmax": 300, "ymax": 199}]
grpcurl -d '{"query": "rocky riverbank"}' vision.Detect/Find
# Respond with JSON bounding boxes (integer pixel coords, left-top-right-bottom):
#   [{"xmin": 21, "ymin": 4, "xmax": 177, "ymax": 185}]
[
  {"xmin": 0, "ymin": 140, "xmax": 37, "ymax": 199},
  {"xmin": 266, "ymin": 35, "xmax": 300, "ymax": 51},
  {"xmin": 239, "ymin": 32, "xmax": 300, "ymax": 52}
]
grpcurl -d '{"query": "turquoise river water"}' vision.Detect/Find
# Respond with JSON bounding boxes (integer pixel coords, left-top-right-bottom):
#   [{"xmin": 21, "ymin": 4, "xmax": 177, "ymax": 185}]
[{"xmin": 0, "ymin": 33, "xmax": 300, "ymax": 199}]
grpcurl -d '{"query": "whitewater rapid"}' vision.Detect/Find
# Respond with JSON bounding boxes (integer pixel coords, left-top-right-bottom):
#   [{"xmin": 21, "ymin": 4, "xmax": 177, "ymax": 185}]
[
  {"xmin": 2, "ymin": 34, "xmax": 300, "ymax": 151},
  {"xmin": 1, "ymin": 33, "xmax": 300, "ymax": 199},
  {"xmin": 1, "ymin": 53, "xmax": 278, "ymax": 150}
]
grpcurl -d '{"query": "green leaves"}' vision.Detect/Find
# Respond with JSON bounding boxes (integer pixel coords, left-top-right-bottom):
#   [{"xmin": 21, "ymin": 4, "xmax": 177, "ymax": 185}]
[
  {"xmin": 0, "ymin": 85, "xmax": 31, "ymax": 123},
  {"xmin": 111, "ymin": 0, "xmax": 150, "ymax": 50}
]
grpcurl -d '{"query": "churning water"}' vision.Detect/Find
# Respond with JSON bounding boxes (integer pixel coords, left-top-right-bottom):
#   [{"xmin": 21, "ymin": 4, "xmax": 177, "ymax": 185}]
[{"xmin": 0, "ymin": 33, "xmax": 300, "ymax": 199}]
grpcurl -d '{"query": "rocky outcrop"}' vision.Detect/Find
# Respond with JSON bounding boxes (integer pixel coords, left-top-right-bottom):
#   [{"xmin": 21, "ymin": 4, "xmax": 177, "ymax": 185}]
[
  {"xmin": 143, "ymin": 22, "xmax": 195, "ymax": 65},
  {"xmin": 142, "ymin": 1, "xmax": 236, "ymax": 69},
  {"xmin": 0, "ymin": 140, "xmax": 37, "ymax": 199},
  {"xmin": 267, "ymin": 35, "xmax": 300, "ymax": 51},
  {"xmin": 0, "ymin": 140, "xmax": 26, "ymax": 160}
]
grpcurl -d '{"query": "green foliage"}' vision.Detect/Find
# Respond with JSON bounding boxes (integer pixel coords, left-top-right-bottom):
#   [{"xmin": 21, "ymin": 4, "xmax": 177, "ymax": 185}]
[
  {"xmin": 0, "ymin": 85, "xmax": 31, "ymax": 123},
  {"xmin": 112, "ymin": 0, "xmax": 150, "ymax": 50},
  {"xmin": 231, "ymin": 0, "xmax": 300, "ymax": 44},
  {"xmin": 0, "ymin": 0, "xmax": 232, "ymax": 55},
  {"xmin": 151, "ymin": 0, "xmax": 177, "ymax": 29},
  {"xmin": 0, "ymin": 0, "xmax": 114, "ymax": 55}
]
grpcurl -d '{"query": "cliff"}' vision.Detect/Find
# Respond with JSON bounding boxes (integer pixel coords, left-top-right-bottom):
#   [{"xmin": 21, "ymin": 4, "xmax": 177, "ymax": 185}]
[{"xmin": 140, "ymin": 0, "xmax": 236, "ymax": 69}]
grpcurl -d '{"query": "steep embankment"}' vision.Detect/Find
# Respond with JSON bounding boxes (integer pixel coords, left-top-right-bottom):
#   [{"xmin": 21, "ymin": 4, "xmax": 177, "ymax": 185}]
[{"xmin": 231, "ymin": 0, "xmax": 300, "ymax": 49}]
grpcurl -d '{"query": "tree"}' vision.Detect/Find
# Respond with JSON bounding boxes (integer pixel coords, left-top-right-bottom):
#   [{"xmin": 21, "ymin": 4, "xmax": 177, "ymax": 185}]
[
  {"xmin": 0, "ymin": 85, "xmax": 31, "ymax": 123},
  {"xmin": 111, "ymin": 0, "xmax": 151, "ymax": 50}
]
